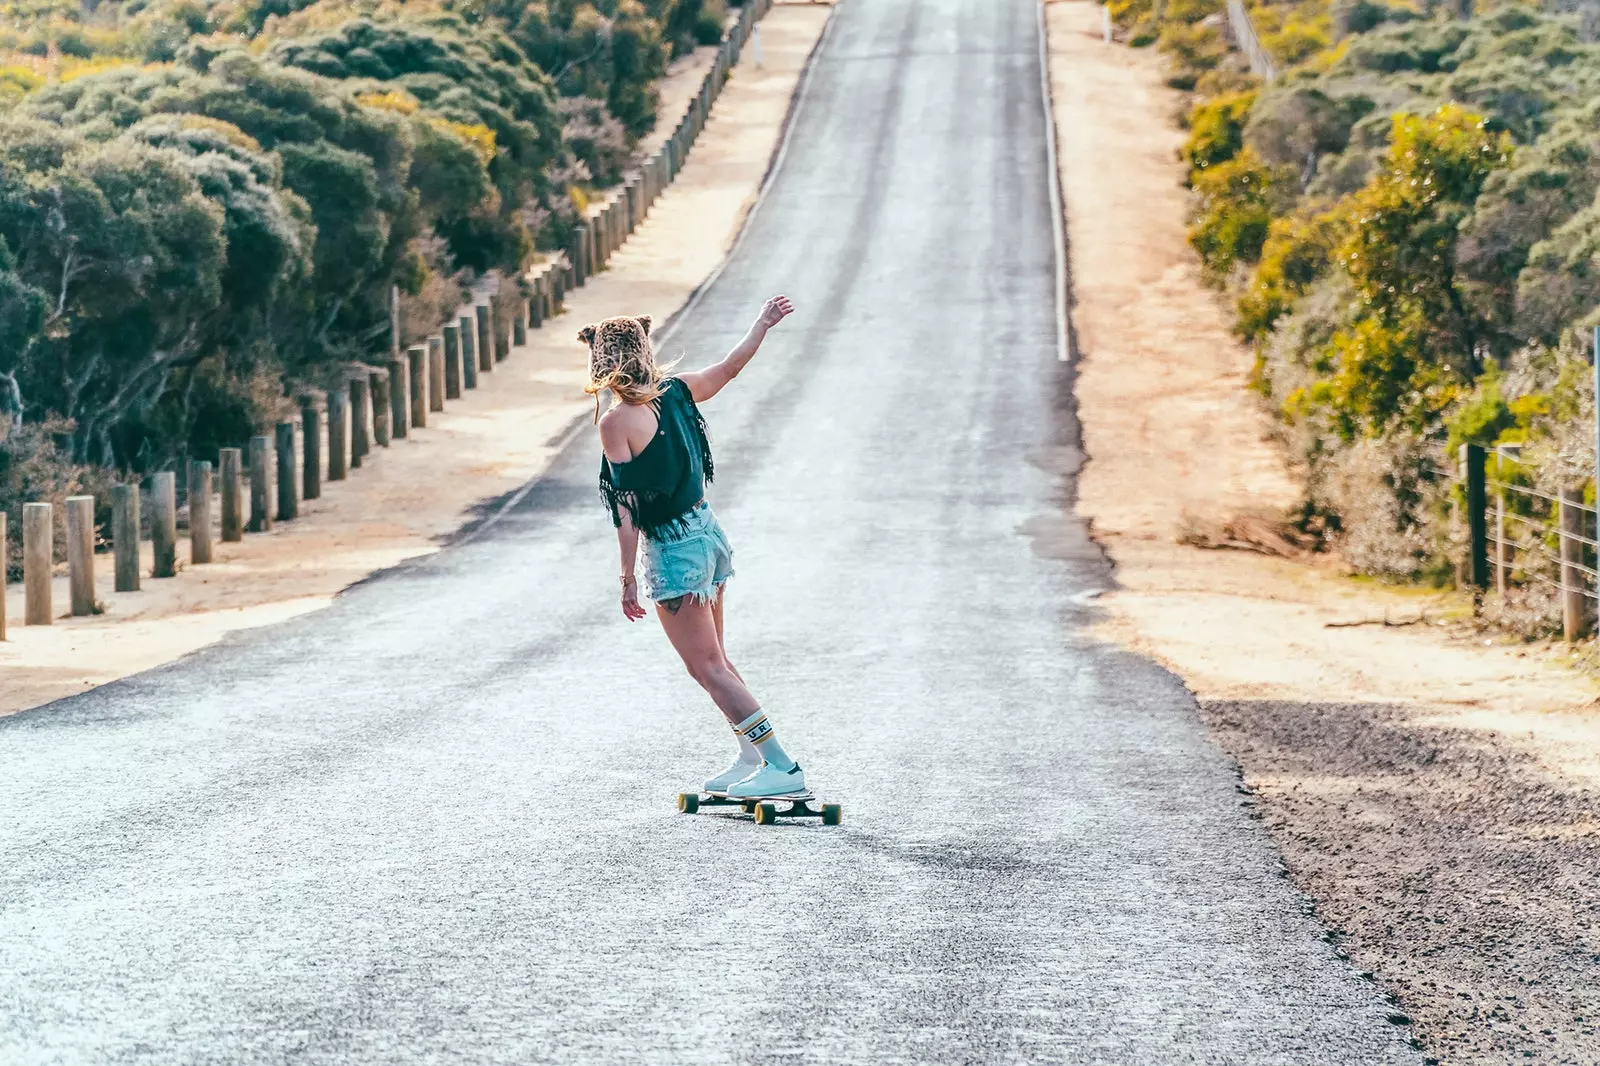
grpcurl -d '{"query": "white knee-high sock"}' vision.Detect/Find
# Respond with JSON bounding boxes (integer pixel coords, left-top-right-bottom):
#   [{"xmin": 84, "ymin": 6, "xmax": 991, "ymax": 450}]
[{"xmin": 734, "ymin": 710, "xmax": 797, "ymax": 771}]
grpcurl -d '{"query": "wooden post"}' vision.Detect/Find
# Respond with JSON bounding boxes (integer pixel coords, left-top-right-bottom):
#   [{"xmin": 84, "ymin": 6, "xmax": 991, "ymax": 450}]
[
  {"xmin": 493, "ymin": 298, "xmax": 510, "ymax": 362},
  {"xmin": 390, "ymin": 283, "xmax": 402, "ymax": 361},
  {"xmin": 301, "ymin": 400, "xmax": 322, "ymax": 499},
  {"xmin": 275, "ymin": 422, "xmax": 297, "ymax": 522},
  {"xmin": 390, "ymin": 359, "xmax": 410, "ymax": 438},
  {"xmin": 0, "ymin": 511, "xmax": 6, "ymax": 640},
  {"xmin": 570, "ymin": 232, "xmax": 586, "ymax": 287},
  {"xmin": 530, "ymin": 276, "xmax": 544, "ymax": 330},
  {"xmin": 428, "ymin": 336, "xmax": 445, "ymax": 412},
  {"xmin": 22, "ymin": 502, "xmax": 51, "ymax": 625},
  {"xmin": 459, "ymin": 315, "xmax": 479, "ymax": 390},
  {"xmin": 408, "ymin": 344, "xmax": 428, "ymax": 428},
  {"xmin": 66, "ymin": 495, "xmax": 94, "ymax": 617},
  {"xmin": 351, "ymin": 377, "xmax": 370, "ymax": 467},
  {"xmin": 444, "ymin": 323, "xmax": 463, "ymax": 399},
  {"xmin": 220, "ymin": 448, "xmax": 243, "ymax": 542},
  {"xmin": 188, "ymin": 460, "xmax": 213, "ymax": 564},
  {"xmin": 512, "ymin": 301, "xmax": 527, "ymax": 347},
  {"xmin": 247, "ymin": 435, "xmax": 271, "ymax": 533},
  {"xmin": 151, "ymin": 472, "xmax": 177, "ymax": 578},
  {"xmin": 327, "ymin": 390, "xmax": 348, "ymax": 482},
  {"xmin": 1494, "ymin": 446, "xmax": 1508, "ymax": 597},
  {"xmin": 372, "ymin": 371, "xmax": 392, "ymax": 447},
  {"xmin": 1561, "ymin": 489, "xmax": 1590, "ymax": 642},
  {"xmin": 476, "ymin": 304, "xmax": 493, "ymax": 374},
  {"xmin": 112, "ymin": 484, "xmax": 140, "ymax": 591},
  {"xmin": 1461, "ymin": 443, "xmax": 1489, "ymax": 593}
]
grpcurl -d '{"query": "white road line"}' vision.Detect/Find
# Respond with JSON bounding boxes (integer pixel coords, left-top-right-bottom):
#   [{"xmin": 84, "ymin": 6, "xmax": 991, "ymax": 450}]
[{"xmin": 1037, "ymin": 0, "xmax": 1072, "ymax": 364}]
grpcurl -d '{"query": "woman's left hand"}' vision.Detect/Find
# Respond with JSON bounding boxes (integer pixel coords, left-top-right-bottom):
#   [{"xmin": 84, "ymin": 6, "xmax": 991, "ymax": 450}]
[
  {"xmin": 757, "ymin": 295, "xmax": 795, "ymax": 329},
  {"xmin": 621, "ymin": 578, "xmax": 647, "ymax": 621}
]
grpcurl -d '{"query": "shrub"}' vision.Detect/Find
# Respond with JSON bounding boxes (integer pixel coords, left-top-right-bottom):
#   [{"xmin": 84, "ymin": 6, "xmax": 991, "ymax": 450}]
[
  {"xmin": 1188, "ymin": 148, "xmax": 1282, "ymax": 280},
  {"xmin": 1183, "ymin": 89, "xmax": 1255, "ymax": 172}
]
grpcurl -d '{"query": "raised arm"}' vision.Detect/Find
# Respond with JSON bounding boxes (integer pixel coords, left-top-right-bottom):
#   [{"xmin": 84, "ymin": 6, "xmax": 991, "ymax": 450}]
[{"xmin": 678, "ymin": 295, "xmax": 795, "ymax": 403}]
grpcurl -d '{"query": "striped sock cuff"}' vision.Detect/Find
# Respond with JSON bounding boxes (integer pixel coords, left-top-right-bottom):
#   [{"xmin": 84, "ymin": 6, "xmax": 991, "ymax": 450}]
[{"xmin": 734, "ymin": 712, "xmax": 772, "ymax": 745}]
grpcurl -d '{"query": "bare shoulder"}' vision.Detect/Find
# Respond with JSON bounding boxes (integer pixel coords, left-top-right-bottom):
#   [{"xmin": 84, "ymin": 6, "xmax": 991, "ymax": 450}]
[{"xmin": 598, "ymin": 402, "xmax": 654, "ymax": 463}]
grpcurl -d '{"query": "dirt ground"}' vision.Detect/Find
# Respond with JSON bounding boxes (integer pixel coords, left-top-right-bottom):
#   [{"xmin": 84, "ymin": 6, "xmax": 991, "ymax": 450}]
[
  {"xmin": 0, "ymin": 2, "xmax": 835, "ymax": 718},
  {"xmin": 1045, "ymin": 1, "xmax": 1600, "ymax": 1061}
]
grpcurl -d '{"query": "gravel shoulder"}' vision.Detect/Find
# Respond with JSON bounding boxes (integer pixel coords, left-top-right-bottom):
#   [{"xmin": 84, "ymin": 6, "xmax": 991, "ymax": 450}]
[
  {"xmin": 1045, "ymin": 2, "xmax": 1600, "ymax": 1061},
  {"xmin": 0, "ymin": 3, "xmax": 835, "ymax": 718}
]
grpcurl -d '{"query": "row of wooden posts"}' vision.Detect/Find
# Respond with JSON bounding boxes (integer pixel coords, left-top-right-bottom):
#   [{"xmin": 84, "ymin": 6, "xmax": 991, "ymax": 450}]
[{"xmin": 0, "ymin": 0, "xmax": 772, "ymax": 642}]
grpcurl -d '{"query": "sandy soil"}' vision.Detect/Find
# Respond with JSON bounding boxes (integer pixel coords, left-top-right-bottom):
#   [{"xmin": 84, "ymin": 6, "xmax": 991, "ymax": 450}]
[
  {"xmin": 1046, "ymin": 1, "xmax": 1600, "ymax": 1061},
  {"xmin": 0, "ymin": 2, "xmax": 835, "ymax": 718}
]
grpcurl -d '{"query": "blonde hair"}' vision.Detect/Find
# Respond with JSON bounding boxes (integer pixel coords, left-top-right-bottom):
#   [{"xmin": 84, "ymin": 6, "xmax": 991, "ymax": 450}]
[{"xmin": 579, "ymin": 314, "xmax": 679, "ymax": 422}]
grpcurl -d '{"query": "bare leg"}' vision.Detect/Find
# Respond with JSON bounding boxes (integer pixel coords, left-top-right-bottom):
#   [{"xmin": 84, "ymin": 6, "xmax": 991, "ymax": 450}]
[
  {"xmin": 657, "ymin": 595, "xmax": 759, "ymax": 725},
  {"xmin": 711, "ymin": 584, "xmax": 746, "ymax": 685}
]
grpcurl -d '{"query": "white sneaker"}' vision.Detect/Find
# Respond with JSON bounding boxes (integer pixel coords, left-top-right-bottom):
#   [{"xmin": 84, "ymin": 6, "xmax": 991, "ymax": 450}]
[
  {"xmin": 703, "ymin": 758, "xmax": 762, "ymax": 795},
  {"xmin": 725, "ymin": 762, "xmax": 808, "ymax": 799}
]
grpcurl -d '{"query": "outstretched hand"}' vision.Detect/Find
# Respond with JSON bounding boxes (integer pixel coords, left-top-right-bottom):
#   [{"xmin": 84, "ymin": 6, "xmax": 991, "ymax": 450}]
[{"xmin": 757, "ymin": 295, "xmax": 795, "ymax": 329}]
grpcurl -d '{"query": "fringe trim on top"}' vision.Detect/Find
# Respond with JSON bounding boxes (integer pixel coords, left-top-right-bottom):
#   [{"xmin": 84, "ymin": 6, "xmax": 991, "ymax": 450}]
[{"xmin": 597, "ymin": 377, "xmax": 715, "ymax": 540}]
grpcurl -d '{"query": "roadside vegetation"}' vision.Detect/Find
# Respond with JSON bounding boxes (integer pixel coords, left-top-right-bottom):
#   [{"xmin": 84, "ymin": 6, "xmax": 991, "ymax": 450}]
[
  {"xmin": 0, "ymin": 0, "xmax": 734, "ymax": 566},
  {"xmin": 1112, "ymin": 0, "xmax": 1600, "ymax": 634}
]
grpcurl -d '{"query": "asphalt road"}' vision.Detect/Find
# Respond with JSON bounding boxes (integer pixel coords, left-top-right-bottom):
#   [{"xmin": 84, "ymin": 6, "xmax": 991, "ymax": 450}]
[{"xmin": 0, "ymin": 1, "xmax": 1423, "ymax": 1062}]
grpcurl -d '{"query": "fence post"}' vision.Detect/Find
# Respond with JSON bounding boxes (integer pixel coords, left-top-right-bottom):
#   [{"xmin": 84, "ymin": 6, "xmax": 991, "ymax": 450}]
[
  {"xmin": 275, "ymin": 422, "xmax": 297, "ymax": 522},
  {"xmin": 189, "ymin": 460, "xmax": 213, "ymax": 564},
  {"xmin": 151, "ymin": 472, "xmax": 177, "ymax": 577},
  {"xmin": 1461, "ymin": 443, "xmax": 1488, "ymax": 593},
  {"xmin": 66, "ymin": 495, "xmax": 94, "ymax": 617},
  {"xmin": 301, "ymin": 400, "xmax": 322, "ymax": 499},
  {"xmin": 530, "ymin": 276, "xmax": 544, "ymax": 330},
  {"xmin": 476, "ymin": 304, "xmax": 493, "ymax": 374},
  {"xmin": 1494, "ymin": 447, "xmax": 1507, "ymax": 597},
  {"xmin": 23, "ymin": 501, "xmax": 51, "ymax": 625},
  {"xmin": 460, "ymin": 314, "xmax": 479, "ymax": 390},
  {"xmin": 390, "ymin": 283, "xmax": 401, "ymax": 361},
  {"xmin": 372, "ymin": 371, "xmax": 392, "ymax": 448},
  {"xmin": 429, "ymin": 336, "xmax": 446, "ymax": 412},
  {"xmin": 112, "ymin": 484, "xmax": 140, "ymax": 591},
  {"xmin": 351, "ymin": 377, "xmax": 370, "ymax": 467},
  {"xmin": 407, "ymin": 344, "xmax": 428, "ymax": 429},
  {"xmin": 513, "ymin": 301, "xmax": 528, "ymax": 348},
  {"xmin": 388, "ymin": 361, "xmax": 408, "ymax": 440},
  {"xmin": 220, "ymin": 448, "xmax": 243, "ymax": 542},
  {"xmin": 327, "ymin": 391, "xmax": 348, "ymax": 482},
  {"xmin": 247, "ymin": 435, "xmax": 272, "ymax": 533},
  {"xmin": 444, "ymin": 323, "xmax": 464, "ymax": 399},
  {"xmin": 494, "ymin": 298, "xmax": 510, "ymax": 363},
  {"xmin": 0, "ymin": 511, "xmax": 6, "ymax": 640},
  {"xmin": 1560, "ymin": 489, "xmax": 1590, "ymax": 642}
]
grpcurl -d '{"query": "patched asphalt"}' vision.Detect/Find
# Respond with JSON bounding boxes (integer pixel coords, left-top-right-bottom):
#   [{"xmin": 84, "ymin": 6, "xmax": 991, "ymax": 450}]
[{"xmin": 0, "ymin": 1, "xmax": 1422, "ymax": 1062}]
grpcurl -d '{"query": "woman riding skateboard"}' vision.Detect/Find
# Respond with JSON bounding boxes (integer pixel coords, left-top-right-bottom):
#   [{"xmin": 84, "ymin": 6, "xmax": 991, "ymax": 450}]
[{"xmin": 582, "ymin": 295, "xmax": 804, "ymax": 800}]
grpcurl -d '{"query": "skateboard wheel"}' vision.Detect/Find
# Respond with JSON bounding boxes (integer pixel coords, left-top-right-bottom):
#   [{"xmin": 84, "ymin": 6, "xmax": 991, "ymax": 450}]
[
  {"xmin": 754, "ymin": 802, "xmax": 777, "ymax": 825},
  {"xmin": 741, "ymin": 801, "xmax": 757, "ymax": 814},
  {"xmin": 677, "ymin": 793, "xmax": 699, "ymax": 814},
  {"xmin": 821, "ymin": 803, "xmax": 842, "ymax": 826}
]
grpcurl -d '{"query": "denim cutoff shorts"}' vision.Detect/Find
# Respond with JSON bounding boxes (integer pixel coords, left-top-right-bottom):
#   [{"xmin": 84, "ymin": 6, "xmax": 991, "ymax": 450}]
[{"xmin": 643, "ymin": 502, "xmax": 735, "ymax": 604}]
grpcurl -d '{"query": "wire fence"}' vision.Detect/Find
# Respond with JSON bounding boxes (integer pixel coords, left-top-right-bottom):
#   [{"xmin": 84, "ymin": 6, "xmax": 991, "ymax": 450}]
[
  {"xmin": 1465, "ymin": 442, "xmax": 1598, "ymax": 640},
  {"xmin": 1225, "ymin": 0, "xmax": 1277, "ymax": 82}
]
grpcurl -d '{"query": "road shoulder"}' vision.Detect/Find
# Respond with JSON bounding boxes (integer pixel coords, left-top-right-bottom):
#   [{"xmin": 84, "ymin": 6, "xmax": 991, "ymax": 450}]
[{"xmin": 1044, "ymin": 1, "xmax": 1600, "ymax": 1061}]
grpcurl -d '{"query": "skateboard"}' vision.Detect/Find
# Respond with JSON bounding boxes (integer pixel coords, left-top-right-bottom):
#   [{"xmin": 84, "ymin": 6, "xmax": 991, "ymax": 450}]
[{"xmin": 677, "ymin": 790, "xmax": 842, "ymax": 826}]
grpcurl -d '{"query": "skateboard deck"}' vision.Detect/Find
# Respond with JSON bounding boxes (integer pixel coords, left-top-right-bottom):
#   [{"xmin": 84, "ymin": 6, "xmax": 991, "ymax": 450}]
[{"xmin": 677, "ymin": 791, "xmax": 842, "ymax": 826}]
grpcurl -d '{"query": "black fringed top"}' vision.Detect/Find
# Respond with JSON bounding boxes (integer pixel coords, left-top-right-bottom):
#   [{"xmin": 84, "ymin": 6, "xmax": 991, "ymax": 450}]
[{"xmin": 599, "ymin": 377, "xmax": 715, "ymax": 539}]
